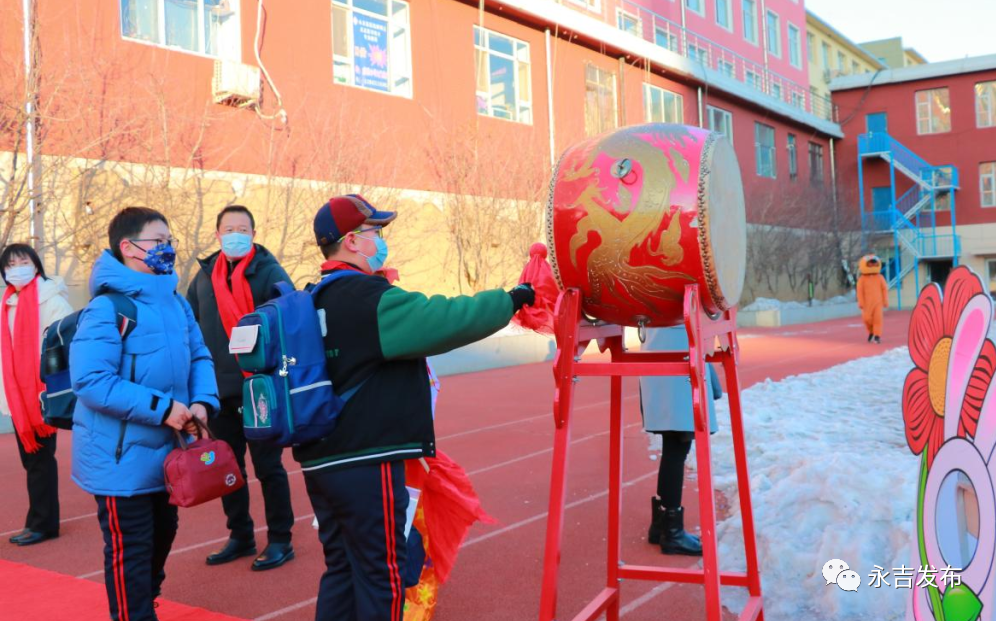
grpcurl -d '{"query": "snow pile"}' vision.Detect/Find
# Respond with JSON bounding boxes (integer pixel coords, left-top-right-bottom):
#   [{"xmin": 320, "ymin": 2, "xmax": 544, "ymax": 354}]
[
  {"xmin": 648, "ymin": 348, "xmax": 916, "ymax": 620},
  {"xmin": 742, "ymin": 291, "xmax": 857, "ymax": 313}
]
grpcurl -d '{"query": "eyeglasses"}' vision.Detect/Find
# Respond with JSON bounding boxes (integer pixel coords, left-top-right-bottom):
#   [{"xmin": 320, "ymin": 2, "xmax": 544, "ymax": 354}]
[
  {"xmin": 355, "ymin": 227, "xmax": 383, "ymax": 239},
  {"xmin": 130, "ymin": 237, "xmax": 180, "ymax": 249}
]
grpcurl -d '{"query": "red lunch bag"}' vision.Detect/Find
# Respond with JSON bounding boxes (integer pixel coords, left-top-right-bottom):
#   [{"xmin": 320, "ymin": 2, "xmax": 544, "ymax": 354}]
[{"xmin": 163, "ymin": 418, "xmax": 245, "ymax": 508}]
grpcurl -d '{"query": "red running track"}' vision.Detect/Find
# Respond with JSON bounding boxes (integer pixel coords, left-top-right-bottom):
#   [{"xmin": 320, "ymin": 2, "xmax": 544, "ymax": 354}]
[{"xmin": 0, "ymin": 311, "xmax": 910, "ymax": 621}]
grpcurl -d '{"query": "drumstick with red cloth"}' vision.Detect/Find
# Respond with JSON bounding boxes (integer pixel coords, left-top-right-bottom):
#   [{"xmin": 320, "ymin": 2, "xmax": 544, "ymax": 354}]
[{"xmin": 512, "ymin": 243, "xmax": 559, "ymax": 334}]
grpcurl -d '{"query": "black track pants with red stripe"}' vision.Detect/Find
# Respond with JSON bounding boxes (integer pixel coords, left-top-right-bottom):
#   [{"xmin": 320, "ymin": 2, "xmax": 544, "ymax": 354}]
[
  {"xmin": 305, "ymin": 461, "xmax": 409, "ymax": 621},
  {"xmin": 95, "ymin": 492, "xmax": 179, "ymax": 621}
]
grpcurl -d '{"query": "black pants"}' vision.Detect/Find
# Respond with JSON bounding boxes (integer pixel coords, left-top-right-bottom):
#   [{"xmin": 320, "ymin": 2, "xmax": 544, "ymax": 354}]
[
  {"xmin": 306, "ymin": 461, "xmax": 409, "ymax": 621},
  {"xmin": 657, "ymin": 431, "xmax": 693, "ymax": 509},
  {"xmin": 95, "ymin": 492, "xmax": 178, "ymax": 621},
  {"xmin": 209, "ymin": 397, "xmax": 293, "ymax": 544},
  {"xmin": 15, "ymin": 431, "xmax": 60, "ymax": 535}
]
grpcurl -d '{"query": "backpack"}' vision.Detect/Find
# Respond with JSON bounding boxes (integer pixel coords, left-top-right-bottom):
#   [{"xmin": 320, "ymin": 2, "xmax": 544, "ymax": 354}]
[
  {"xmin": 235, "ymin": 271, "xmax": 364, "ymax": 447},
  {"xmin": 40, "ymin": 293, "xmax": 137, "ymax": 430}
]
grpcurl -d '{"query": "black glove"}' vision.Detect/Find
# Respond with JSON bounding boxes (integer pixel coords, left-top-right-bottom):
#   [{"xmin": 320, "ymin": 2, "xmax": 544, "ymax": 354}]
[{"xmin": 508, "ymin": 283, "xmax": 536, "ymax": 312}]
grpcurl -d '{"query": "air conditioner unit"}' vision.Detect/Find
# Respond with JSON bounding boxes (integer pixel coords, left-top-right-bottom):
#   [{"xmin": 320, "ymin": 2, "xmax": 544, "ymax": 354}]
[{"xmin": 213, "ymin": 60, "xmax": 261, "ymax": 108}]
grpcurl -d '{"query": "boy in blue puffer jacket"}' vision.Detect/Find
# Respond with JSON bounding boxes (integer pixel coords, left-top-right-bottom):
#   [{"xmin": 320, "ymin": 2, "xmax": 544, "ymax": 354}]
[{"xmin": 71, "ymin": 207, "xmax": 219, "ymax": 621}]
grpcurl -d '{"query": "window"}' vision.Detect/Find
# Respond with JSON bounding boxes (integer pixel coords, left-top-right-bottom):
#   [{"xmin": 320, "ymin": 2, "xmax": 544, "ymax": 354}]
[
  {"xmin": 655, "ymin": 27, "xmax": 679, "ymax": 52},
  {"xmin": 717, "ymin": 59, "xmax": 735, "ymax": 78},
  {"xmin": 688, "ymin": 44, "xmax": 710, "ymax": 64},
  {"xmin": 708, "ymin": 105, "xmax": 733, "ymax": 143},
  {"xmin": 934, "ymin": 191, "xmax": 952, "ymax": 212},
  {"xmin": 982, "ymin": 162, "xmax": 996, "ymax": 207},
  {"xmin": 787, "ymin": 133, "xmax": 797, "ymax": 179},
  {"xmin": 851, "ymin": 60, "xmax": 860, "ymax": 74},
  {"xmin": 806, "ymin": 32, "xmax": 814, "ymax": 58},
  {"xmin": 585, "ymin": 64, "xmax": 617, "ymax": 136},
  {"xmin": 821, "ymin": 42, "xmax": 831, "ymax": 71},
  {"xmin": 119, "ymin": 0, "xmax": 241, "ymax": 59},
  {"xmin": 771, "ymin": 82, "xmax": 782, "ymax": 101},
  {"xmin": 756, "ymin": 122, "xmax": 776, "ymax": 178},
  {"xmin": 644, "ymin": 84, "xmax": 684, "ymax": 124},
  {"xmin": 474, "ymin": 26, "xmax": 531, "ymax": 122},
  {"xmin": 791, "ymin": 92, "xmax": 805, "ymax": 109},
  {"xmin": 987, "ymin": 260, "xmax": 996, "ymax": 299},
  {"xmin": 686, "ymin": 0, "xmax": 705, "ymax": 16},
  {"xmin": 977, "ymin": 81, "xmax": 996, "ymax": 128},
  {"xmin": 765, "ymin": 10, "xmax": 780, "ymax": 57},
  {"xmin": 617, "ymin": 9, "xmax": 641, "ymax": 36},
  {"xmin": 809, "ymin": 142, "xmax": 824, "ymax": 185},
  {"xmin": 837, "ymin": 51, "xmax": 845, "ymax": 73},
  {"xmin": 333, "ymin": 0, "xmax": 412, "ymax": 96},
  {"xmin": 742, "ymin": 0, "xmax": 758, "ymax": 44},
  {"xmin": 566, "ymin": 0, "xmax": 601, "ymax": 10},
  {"xmin": 787, "ymin": 24, "xmax": 801, "ymax": 68},
  {"xmin": 746, "ymin": 69, "xmax": 763, "ymax": 90},
  {"xmin": 916, "ymin": 88, "xmax": 951, "ymax": 135},
  {"xmin": 716, "ymin": 0, "xmax": 732, "ymax": 30}
]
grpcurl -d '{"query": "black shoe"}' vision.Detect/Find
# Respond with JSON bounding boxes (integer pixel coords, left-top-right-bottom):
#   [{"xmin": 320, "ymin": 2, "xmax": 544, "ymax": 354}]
[
  {"xmin": 874, "ymin": 336, "xmax": 882, "ymax": 344},
  {"xmin": 252, "ymin": 542, "xmax": 295, "ymax": 571},
  {"xmin": 206, "ymin": 537, "xmax": 257, "ymax": 566},
  {"xmin": 8, "ymin": 529, "xmax": 30, "ymax": 544},
  {"xmin": 660, "ymin": 507, "xmax": 702, "ymax": 556},
  {"xmin": 868, "ymin": 333, "xmax": 874, "ymax": 343},
  {"xmin": 13, "ymin": 530, "xmax": 58, "ymax": 546},
  {"xmin": 648, "ymin": 497, "xmax": 665, "ymax": 545}
]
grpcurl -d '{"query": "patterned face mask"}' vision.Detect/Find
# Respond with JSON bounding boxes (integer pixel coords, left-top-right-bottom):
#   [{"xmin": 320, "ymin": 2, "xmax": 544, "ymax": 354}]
[{"xmin": 131, "ymin": 240, "xmax": 177, "ymax": 275}]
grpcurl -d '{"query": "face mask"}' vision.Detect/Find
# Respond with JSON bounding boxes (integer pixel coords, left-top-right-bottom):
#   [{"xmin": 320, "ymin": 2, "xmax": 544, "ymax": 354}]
[
  {"xmin": 133, "ymin": 241, "xmax": 177, "ymax": 275},
  {"xmin": 220, "ymin": 233, "xmax": 253, "ymax": 259},
  {"xmin": 5, "ymin": 265, "xmax": 36, "ymax": 288},
  {"xmin": 357, "ymin": 235, "xmax": 389, "ymax": 273}
]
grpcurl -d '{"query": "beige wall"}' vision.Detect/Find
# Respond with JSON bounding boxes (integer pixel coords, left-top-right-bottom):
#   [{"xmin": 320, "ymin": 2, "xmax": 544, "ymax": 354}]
[{"xmin": 806, "ymin": 16, "xmax": 880, "ymax": 105}]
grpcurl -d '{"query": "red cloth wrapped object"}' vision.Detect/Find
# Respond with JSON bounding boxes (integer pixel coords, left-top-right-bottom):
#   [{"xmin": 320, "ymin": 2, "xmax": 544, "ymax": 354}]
[
  {"xmin": 405, "ymin": 452, "xmax": 497, "ymax": 584},
  {"xmin": 512, "ymin": 243, "xmax": 559, "ymax": 334}
]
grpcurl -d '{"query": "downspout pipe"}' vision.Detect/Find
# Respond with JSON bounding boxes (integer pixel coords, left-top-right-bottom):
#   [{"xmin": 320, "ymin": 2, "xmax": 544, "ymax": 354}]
[{"xmin": 545, "ymin": 28, "xmax": 556, "ymax": 168}]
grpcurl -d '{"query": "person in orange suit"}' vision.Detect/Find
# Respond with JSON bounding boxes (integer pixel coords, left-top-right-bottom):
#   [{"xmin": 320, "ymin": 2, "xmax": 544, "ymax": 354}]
[{"xmin": 857, "ymin": 254, "xmax": 889, "ymax": 344}]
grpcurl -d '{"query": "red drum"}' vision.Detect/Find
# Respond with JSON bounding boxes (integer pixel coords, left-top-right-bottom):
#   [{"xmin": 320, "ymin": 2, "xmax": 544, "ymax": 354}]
[{"xmin": 546, "ymin": 124, "xmax": 746, "ymax": 327}]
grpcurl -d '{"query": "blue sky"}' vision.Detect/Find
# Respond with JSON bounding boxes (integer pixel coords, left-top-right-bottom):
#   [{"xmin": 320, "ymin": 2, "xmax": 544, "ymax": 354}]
[{"xmin": 805, "ymin": 0, "xmax": 996, "ymax": 63}]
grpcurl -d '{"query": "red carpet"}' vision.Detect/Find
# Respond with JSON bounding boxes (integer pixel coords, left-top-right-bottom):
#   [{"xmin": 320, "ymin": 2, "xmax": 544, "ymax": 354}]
[{"xmin": 0, "ymin": 559, "xmax": 248, "ymax": 621}]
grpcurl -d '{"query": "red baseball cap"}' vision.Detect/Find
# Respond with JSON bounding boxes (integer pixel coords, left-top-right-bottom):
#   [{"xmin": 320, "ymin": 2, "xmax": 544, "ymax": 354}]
[{"xmin": 313, "ymin": 194, "xmax": 397, "ymax": 246}]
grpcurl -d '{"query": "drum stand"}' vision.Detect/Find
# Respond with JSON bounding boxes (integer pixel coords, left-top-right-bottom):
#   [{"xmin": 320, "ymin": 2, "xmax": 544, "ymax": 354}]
[{"xmin": 538, "ymin": 285, "xmax": 764, "ymax": 621}]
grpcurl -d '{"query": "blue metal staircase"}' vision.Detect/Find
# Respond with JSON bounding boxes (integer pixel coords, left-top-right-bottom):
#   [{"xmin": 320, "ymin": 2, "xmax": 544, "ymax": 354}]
[{"xmin": 858, "ymin": 131, "xmax": 960, "ymax": 307}]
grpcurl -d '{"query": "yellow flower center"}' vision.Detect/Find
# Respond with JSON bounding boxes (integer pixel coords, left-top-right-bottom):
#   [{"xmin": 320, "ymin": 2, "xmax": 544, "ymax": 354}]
[{"xmin": 928, "ymin": 338, "xmax": 952, "ymax": 417}]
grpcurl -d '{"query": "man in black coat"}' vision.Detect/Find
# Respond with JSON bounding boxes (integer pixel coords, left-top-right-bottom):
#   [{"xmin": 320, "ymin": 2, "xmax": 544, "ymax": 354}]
[{"xmin": 187, "ymin": 205, "xmax": 295, "ymax": 571}]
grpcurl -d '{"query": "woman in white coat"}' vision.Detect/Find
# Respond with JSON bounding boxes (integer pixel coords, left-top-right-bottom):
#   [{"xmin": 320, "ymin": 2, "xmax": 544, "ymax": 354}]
[
  {"xmin": 639, "ymin": 325, "xmax": 722, "ymax": 556},
  {"xmin": 1, "ymin": 244, "xmax": 74, "ymax": 547}
]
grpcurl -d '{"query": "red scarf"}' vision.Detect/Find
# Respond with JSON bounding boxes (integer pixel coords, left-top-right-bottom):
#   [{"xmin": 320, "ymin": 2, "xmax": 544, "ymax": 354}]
[
  {"xmin": 2, "ymin": 278, "xmax": 56, "ymax": 453},
  {"xmin": 320, "ymin": 259, "xmax": 366, "ymax": 274},
  {"xmin": 212, "ymin": 246, "xmax": 257, "ymax": 339}
]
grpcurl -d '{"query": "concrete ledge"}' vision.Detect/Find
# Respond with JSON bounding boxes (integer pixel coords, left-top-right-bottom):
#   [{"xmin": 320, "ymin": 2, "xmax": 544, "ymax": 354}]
[{"xmin": 737, "ymin": 303, "xmax": 860, "ymax": 328}]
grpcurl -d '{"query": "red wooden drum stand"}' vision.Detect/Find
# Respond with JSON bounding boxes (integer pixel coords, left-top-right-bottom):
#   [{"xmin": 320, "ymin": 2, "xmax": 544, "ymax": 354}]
[{"xmin": 538, "ymin": 285, "xmax": 764, "ymax": 621}]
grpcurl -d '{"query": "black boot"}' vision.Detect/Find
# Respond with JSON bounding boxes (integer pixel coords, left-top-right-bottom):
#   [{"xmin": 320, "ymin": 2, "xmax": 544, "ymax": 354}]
[
  {"xmin": 648, "ymin": 497, "xmax": 666, "ymax": 545},
  {"xmin": 868, "ymin": 333, "xmax": 874, "ymax": 343},
  {"xmin": 874, "ymin": 336, "xmax": 881, "ymax": 344},
  {"xmin": 660, "ymin": 507, "xmax": 702, "ymax": 556}
]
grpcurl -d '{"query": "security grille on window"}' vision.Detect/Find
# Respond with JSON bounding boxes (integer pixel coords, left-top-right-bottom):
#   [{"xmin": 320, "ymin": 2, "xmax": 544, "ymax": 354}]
[
  {"xmin": 982, "ymin": 162, "xmax": 996, "ymax": 207},
  {"xmin": 756, "ymin": 122, "xmax": 776, "ymax": 178},
  {"xmin": 688, "ymin": 45, "xmax": 710, "ymax": 65},
  {"xmin": 771, "ymin": 82, "xmax": 782, "ymax": 101},
  {"xmin": 787, "ymin": 134, "xmax": 797, "ymax": 179},
  {"xmin": 655, "ymin": 27, "xmax": 679, "ymax": 52},
  {"xmin": 977, "ymin": 81, "xmax": 996, "ymax": 128},
  {"xmin": 332, "ymin": 0, "xmax": 412, "ymax": 97},
  {"xmin": 644, "ymin": 84, "xmax": 684, "ymax": 124},
  {"xmin": 585, "ymin": 64, "xmax": 617, "ymax": 136},
  {"xmin": 120, "ymin": 0, "xmax": 241, "ymax": 60},
  {"xmin": 765, "ymin": 10, "xmax": 780, "ymax": 58},
  {"xmin": 916, "ymin": 88, "xmax": 951, "ymax": 135},
  {"xmin": 742, "ymin": 0, "xmax": 758, "ymax": 44},
  {"xmin": 809, "ymin": 142, "xmax": 824, "ymax": 185},
  {"xmin": 707, "ymin": 106, "xmax": 733, "ymax": 144},
  {"xmin": 746, "ymin": 70, "xmax": 763, "ymax": 91},
  {"xmin": 791, "ymin": 92, "xmax": 805, "ymax": 109},
  {"xmin": 717, "ymin": 60, "xmax": 735, "ymax": 78},
  {"xmin": 788, "ymin": 25, "xmax": 801, "ymax": 68},
  {"xmin": 617, "ymin": 10, "xmax": 641, "ymax": 36},
  {"xmin": 474, "ymin": 26, "xmax": 532, "ymax": 123}
]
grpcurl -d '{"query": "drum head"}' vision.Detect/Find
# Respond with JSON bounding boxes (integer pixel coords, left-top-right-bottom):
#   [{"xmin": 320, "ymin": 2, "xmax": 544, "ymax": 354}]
[{"xmin": 700, "ymin": 136, "xmax": 746, "ymax": 312}]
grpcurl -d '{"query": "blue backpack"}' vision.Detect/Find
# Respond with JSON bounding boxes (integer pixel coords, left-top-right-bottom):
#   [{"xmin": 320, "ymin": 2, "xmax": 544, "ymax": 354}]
[{"xmin": 235, "ymin": 272, "xmax": 363, "ymax": 446}]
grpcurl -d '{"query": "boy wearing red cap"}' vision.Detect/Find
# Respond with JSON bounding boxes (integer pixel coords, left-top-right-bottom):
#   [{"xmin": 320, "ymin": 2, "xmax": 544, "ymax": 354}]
[{"xmin": 300, "ymin": 195, "xmax": 534, "ymax": 621}]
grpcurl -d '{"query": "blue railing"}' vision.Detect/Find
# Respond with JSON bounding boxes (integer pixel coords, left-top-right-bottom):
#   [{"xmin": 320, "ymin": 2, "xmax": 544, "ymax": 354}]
[
  {"xmin": 859, "ymin": 133, "xmax": 932, "ymax": 178},
  {"xmin": 896, "ymin": 185, "xmax": 923, "ymax": 217}
]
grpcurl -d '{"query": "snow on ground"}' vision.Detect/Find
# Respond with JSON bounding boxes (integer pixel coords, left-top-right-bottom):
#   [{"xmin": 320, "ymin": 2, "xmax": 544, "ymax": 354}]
[
  {"xmin": 646, "ymin": 348, "xmax": 917, "ymax": 620},
  {"xmin": 742, "ymin": 290, "xmax": 857, "ymax": 313}
]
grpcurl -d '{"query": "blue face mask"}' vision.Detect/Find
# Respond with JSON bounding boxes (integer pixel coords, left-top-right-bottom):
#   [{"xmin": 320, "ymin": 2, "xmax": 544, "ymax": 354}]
[
  {"xmin": 134, "ymin": 241, "xmax": 177, "ymax": 275},
  {"xmin": 357, "ymin": 235, "xmax": 389, "ymax": 272},
  {"xmin": 220, "ymin": 232, "xmax": 253, "ymax": 259}
]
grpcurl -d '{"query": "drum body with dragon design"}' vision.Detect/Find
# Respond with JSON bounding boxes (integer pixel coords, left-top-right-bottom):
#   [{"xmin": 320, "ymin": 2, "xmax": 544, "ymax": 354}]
[{"xmin": 546, "ymin": 123, "xmax": 747, "ymax": 327}]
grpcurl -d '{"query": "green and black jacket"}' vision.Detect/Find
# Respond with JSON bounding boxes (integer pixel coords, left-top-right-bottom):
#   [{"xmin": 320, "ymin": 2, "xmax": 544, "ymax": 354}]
[{"xmin": 293, "ymin": 265, "xmax": 514, "ymax": 473}]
